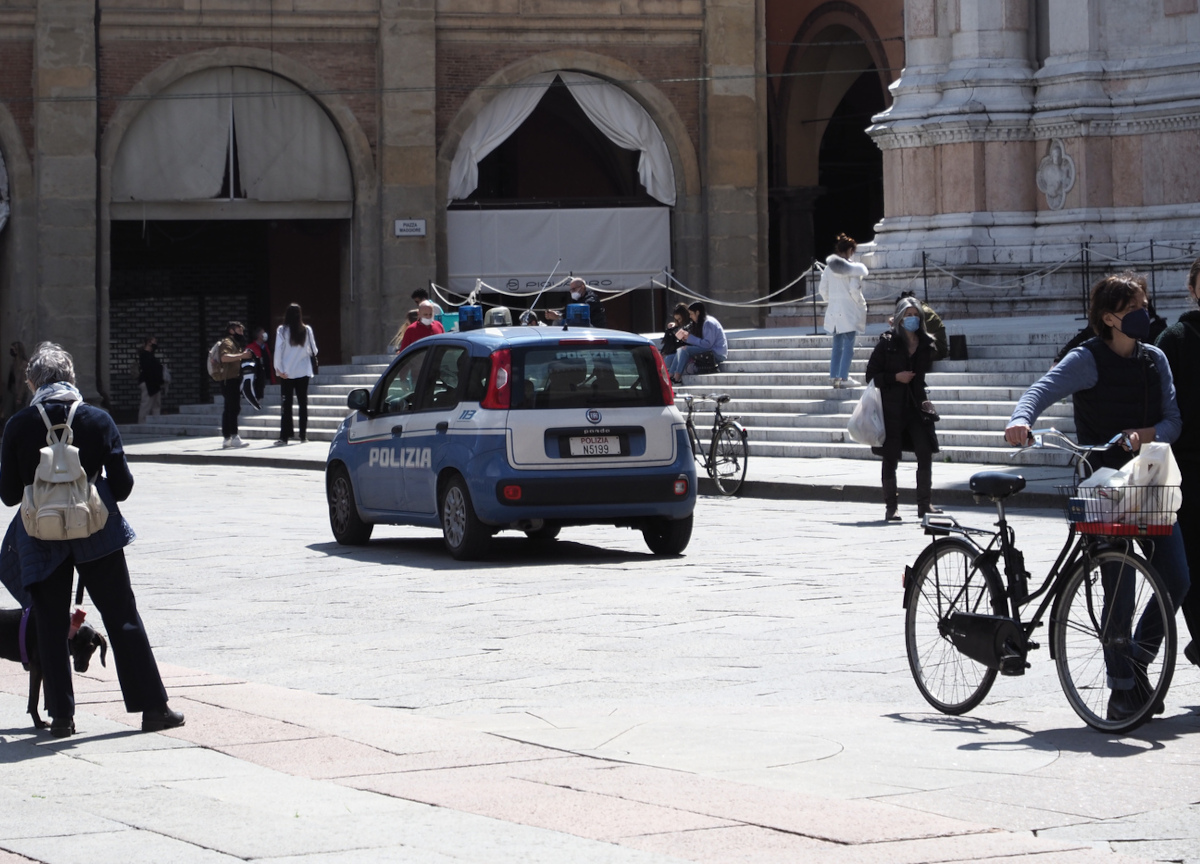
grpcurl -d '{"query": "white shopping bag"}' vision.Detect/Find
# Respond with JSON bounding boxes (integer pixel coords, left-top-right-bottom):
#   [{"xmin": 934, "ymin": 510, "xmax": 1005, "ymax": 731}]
[
  {"xmin": 847, "ymin": 381, "xmax": 886, "ymax": 447},
  {"xmin": 1123, "ymin": 442, "xmax": 1183, "ymax": 523}
]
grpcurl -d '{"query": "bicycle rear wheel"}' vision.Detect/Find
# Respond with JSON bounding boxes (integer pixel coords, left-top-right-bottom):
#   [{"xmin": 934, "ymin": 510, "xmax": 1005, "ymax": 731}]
[
  {"xmin": 905, "ymin": 539, "xmax": 1007, "ymax": 714},
  {"xmin": 1053, "ymin": 548, "xmax": 1175, "ymax": 734},
  {"xmin": 709, "ymin": 422, "xmax": 748, "ymax": 496}
]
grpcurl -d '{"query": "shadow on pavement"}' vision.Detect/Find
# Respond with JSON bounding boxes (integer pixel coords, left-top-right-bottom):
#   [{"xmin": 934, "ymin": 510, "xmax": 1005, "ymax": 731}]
[
  {"xmin": 0, "ymin": 727, "xmax": 146, "ymax": 764},
  {"xmin": 307, "ymin": 536, "xmax": 658, "ymax": 569}
]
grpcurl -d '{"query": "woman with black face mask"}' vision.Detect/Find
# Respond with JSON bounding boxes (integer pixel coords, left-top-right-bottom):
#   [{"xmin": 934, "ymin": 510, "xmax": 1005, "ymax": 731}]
[{"xmin": 1006, "ymin": 272, "xmax": 1189, "ymax": 723}]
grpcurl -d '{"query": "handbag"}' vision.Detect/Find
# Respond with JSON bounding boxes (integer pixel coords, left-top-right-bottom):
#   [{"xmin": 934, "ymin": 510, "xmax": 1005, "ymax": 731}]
[
  {"xmin": 847, "ymin": 380, "xmax": 886, "ymax": 447},
  {"xmin": 307, "ymin": 328, "xmax": 319, "ymax": 376}
]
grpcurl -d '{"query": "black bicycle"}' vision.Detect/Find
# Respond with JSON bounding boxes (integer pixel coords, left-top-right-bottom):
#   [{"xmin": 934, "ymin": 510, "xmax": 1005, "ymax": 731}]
[
  {"xmin": 681, "ymin": 393, "xmax": 749, "ymax": 496},
  {"xmin": 903, "ymin": 429, "xmax": 1180, "ymax": 733}
]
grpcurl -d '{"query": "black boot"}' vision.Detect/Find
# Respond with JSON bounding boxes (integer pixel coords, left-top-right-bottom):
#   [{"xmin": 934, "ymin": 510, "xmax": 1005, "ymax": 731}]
[{"xmin": 883, "ymin": 474, "xmax": 900, "ymax": 522}]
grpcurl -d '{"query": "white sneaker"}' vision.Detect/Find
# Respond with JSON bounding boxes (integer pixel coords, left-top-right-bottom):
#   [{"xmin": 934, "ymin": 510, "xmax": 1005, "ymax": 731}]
[
  {"xmin": 221, "ymin": 437, "xmax": 233, "ymax": 449},
  {"xmin": 843, "ymin": 376, "xmax": 861, "ymax": 386},
  {"xmin": 229, "ymin": 435, "xmax": 249, "ymax": 449}
]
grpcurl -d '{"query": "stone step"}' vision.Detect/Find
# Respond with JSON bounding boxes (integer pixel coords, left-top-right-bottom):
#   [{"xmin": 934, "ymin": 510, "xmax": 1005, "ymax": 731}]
[
  {"xmin": 719, "ymin": 358, "xmax": 1055, "ymax": 375},
  {"xmin": 675, "ymin": 383, "xmax": 1052, "ymax": 401},
  {"xmin": 680, "ymin": 399, "xmax": 1073, "ymax": 418},
  {"xmin": 697, "ymin": 411, "xmax": 1076, "ymax": 433},
  {"xmin": 743, "ymin": 439, "xmax": 1075, "ymax": 467}
]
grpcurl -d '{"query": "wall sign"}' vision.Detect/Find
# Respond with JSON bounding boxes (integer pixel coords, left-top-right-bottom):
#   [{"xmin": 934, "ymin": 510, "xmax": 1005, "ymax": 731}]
[{"xmin": 394, "ymin": 219, "xmax": 427, "ymax": 237}]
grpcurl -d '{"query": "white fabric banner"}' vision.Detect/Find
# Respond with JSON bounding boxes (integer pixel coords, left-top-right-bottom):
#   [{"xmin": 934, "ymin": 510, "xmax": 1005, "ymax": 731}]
[
  {"xmin": 447, "ymin": 73, "xmax": 556, "ymax": 205},
  {"xmin": 447, "ymin": 207, "xmax": 671, "ymax": 295},
  {"xmin": 231, "ymin": 68, "xmax": 352, "ymax": 202},
  {"xmin": 447, "ymin": 72, "xmax": 676, "ymax": 206},
  {"xmin": 112, "ymin": 68, "xmax": 233, "ymax": 202},
  {"xmin": 111, "ymin": 66, "xmax": 352, "ymax": 204},
  {"xmin": 558, "ymin": 72, "xmax": 676, "ymax": 206}
]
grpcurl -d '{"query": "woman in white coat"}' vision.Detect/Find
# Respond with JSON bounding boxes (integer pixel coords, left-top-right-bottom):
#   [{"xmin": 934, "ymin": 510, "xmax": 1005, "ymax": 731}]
[{"xmin": 819, "ymin": 233, "xmax": 869, "ymax": 388}]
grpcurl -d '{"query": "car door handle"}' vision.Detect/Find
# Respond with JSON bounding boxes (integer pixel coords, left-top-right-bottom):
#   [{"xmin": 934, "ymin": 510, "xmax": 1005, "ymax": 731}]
[
  {"xmin": 391, "ymin": 425, "xmax": 403, "ymax": 436},
  {"xmin": 436, "ymin": 421, "xmax": 449, "ymax": 433}
]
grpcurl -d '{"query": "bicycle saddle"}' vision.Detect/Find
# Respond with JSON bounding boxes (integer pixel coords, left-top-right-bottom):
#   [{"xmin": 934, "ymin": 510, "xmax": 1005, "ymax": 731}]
[
  {"xmin": 969, "ymin": 471, "xmax": 1026, "ymax": 499},
  {"xmin": 706, "ymin": 393, "xmax": 731, "ymax": 404}
]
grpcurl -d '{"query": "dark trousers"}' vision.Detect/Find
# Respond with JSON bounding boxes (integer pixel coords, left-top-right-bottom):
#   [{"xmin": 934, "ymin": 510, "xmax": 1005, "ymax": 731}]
[
  {"xmin": 1178, "ymin": 461, "xmax": 1200, "ymax": 646},
  {"xmin": 28, "ymin": 550, "xmax": 168, "ymax": 719},
  {"xmin": 279, "ymin": 376, "xmax": 310, "ymax": 442},
  {"xmin": 881, "ymin": 413, "xmax": 935, "ymax": 509},
  {"xmin": 221, "ymin": 377, "xmax": 241, "ymax": 437}
]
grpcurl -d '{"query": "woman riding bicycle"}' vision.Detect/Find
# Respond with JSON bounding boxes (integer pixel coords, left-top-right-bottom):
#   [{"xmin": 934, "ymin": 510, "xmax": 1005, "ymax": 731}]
[{"xmin": 1004, "ymin": 272, "xmax": 1189, "ymax": 722}]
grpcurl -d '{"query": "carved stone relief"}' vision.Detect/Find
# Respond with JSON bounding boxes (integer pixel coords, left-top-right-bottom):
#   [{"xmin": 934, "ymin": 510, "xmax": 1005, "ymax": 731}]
[{"xmin": 1035, "ymin": 138, "xmax": 1075, "ymax": 211}]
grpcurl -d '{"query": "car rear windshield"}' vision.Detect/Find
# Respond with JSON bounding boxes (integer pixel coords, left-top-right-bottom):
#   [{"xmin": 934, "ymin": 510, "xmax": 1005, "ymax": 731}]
[{"xmin": 511, "ymin": 343, "xmax": 664, "ymax": 409}]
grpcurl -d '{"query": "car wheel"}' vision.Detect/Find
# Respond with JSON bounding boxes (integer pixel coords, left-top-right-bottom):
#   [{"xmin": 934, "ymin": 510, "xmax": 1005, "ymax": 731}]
[
  {"xmin": 440, "ymin": 475, "xmax": 490, "ymax": 560},
  {"xmin": 642, "ymin": 514, "xmax": 693, "ymax": 555},
  {"xmin": 524, "ymin": 522, "xmax": 561, "ymax": 542},
  {"xmin": 327, "ymin": 464, "xmax": 373, "ymax": 545}
]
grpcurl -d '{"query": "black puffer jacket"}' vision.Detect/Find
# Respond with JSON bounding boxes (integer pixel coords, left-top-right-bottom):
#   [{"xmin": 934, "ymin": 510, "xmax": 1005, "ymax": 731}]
[
  {"xmin": 864, "ymin": 330, "xmax": 939, "ymax": 458},
  {"xmin": 1155, "ymin": 309, "xmax": 1200, "ymax": 464}
]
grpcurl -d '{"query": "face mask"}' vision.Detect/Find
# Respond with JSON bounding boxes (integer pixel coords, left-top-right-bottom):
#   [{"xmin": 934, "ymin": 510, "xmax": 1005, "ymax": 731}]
[
  {"xmin": 571, "ymin": 292, "xmax": 583, "ymax": 301},
  {"xmin": 420, "ymin": 316, "xmax": 433, "ymax": 326},
  {"xmin": 902, "ymin": 315, "xmax": 921, "ymax": 332},
  {"xmin": 1118, "ymin": 307, "xmax": 1151, "ymax": 340}
]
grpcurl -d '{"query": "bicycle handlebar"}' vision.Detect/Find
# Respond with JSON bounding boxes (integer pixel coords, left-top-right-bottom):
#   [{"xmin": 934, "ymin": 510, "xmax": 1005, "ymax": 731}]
[{"xmin": 1010, "ymin": 428, "xmax": 1129, "ymax": 461}]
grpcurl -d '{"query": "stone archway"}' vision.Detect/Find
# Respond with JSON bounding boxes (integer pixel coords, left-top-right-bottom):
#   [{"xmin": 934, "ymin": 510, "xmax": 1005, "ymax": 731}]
[
  {"xmin": 770, "ymin": 3, "xmax": 893, "ymax": 282},
  {"xmin": 437, "ymin": 51, "xmax": 702, "ymax": 301},
  {"xmin": 98, "ymin": 48, "xmax": 379, "ymax": 403}
]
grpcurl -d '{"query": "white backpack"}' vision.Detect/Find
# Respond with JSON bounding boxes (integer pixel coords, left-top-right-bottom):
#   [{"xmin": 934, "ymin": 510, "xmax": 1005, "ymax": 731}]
[
  {"xmin": 20, "ymin": 401, "xmax": 110, "ymax": 541},
  {"xmin": 207, "ymin": 340, "xmax": 224, "ymax": 381}
]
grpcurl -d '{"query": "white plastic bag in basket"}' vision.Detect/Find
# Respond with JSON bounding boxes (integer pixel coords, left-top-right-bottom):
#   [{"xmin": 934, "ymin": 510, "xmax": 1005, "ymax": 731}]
[
  {"xmin": 1123, "ymin": 442, "xmax": 1183, "ymax": 523},
  {"xmin": 1078, "ymin": 467, "xmax": 1126, "ymax": 521}
]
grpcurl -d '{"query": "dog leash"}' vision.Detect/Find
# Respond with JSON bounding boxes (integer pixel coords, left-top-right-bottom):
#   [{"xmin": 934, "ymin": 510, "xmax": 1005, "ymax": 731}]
[{"xmin": 18, "ymin": 607, "xmax": 30, "ymax": 669}]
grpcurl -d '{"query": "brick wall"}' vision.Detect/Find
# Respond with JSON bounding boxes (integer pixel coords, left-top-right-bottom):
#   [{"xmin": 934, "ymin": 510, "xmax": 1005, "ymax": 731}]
[{"xmin": 436, "ymin": 42, "xmax": 702, "ymax": 154}]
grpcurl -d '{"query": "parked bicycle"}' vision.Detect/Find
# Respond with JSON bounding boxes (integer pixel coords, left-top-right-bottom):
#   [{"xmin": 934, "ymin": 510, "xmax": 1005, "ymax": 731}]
[
  {"xmin": 681, "ymin": 393, "xmax": 749, "ymax": 496},
  {"xmin": 904, "ymin": 429, "xmax": 1180, "ymax": 733}
]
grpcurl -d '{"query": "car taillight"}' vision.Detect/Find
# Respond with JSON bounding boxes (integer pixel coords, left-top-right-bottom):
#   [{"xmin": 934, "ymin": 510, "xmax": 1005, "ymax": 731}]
[
  {"xmin": 503, "ymin": 485, "xmax": 522, "ymax": 501},
  {"xmin": 481, "ymin": 348, "xmax": 511, "ymax": 410},
  {"xmin": 652, "ymin": 346, "xmax": 674, "ymax": 405},
  {"xmin": 674, "ymin": 477, "xmax": 689, "ymax": 496}
]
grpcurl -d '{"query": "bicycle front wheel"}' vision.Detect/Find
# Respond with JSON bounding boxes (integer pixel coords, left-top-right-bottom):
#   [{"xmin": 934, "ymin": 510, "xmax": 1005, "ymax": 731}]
[
  {"xmin": 709, "ymin": 422, "xmax": 748, "ymax": 496},
  {"xmin": 1053, "ymin": 549, "xmax": 1176, "ymax": 734},
  {"xmin": 905, "ymin": 539, "xmax": 1007, "ymax": 715}
]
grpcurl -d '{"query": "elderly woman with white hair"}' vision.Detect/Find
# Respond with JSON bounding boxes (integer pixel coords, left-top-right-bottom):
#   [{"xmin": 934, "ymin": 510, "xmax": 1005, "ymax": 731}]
[
  {"xmin": 865, "ymin": 297, "xmax": 941, "ymax": 522},
  {"xmin": 0, "ymin": 343, "xmax": 182, "ymax": 737}
]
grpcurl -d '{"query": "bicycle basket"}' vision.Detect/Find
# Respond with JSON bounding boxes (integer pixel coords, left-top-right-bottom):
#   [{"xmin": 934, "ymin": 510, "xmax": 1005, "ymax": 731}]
[{"xmin": 1056, "ymin": 484, "xmax": 1181, "ymax": 536}]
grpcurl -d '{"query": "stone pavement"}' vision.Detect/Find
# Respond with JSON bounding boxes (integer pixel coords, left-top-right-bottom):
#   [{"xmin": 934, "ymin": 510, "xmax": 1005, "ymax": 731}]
[
  {"xmin": 119, "ymin": 434, "xmax": 1074, "ymax": 508},
  {"xmin": 1, "ymin": 454, "xmax": 1195, "ymax": 863},
  {"xmin": 0, "ymin": 662, "xmax": 1159, "ymax": 864}
]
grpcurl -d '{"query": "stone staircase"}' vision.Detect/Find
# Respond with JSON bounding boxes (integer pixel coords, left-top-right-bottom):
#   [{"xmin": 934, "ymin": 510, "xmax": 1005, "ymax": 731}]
[
  {"xmin": 120, "ymin": 356, "xmax": 396, "ymax": 443},
  {"xmin": 676, "ymin": 329, "xmax": 1080, "ymax": 467},
  {"xmin": 121, "ymin": 335, "xmax": 1082, "ymax": 467}
]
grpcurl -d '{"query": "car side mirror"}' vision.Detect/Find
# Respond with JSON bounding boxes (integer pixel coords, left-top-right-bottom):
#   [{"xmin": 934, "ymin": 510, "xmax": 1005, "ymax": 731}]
[{"xmin": 347, "ymin": 388, "xmax": 370, "ymax": 413}]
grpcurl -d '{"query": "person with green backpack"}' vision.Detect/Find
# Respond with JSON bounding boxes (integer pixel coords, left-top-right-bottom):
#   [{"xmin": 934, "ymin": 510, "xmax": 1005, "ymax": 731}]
[{"xmin": 0, "ymin": 343, "xmax": 183, "ymax": 737}]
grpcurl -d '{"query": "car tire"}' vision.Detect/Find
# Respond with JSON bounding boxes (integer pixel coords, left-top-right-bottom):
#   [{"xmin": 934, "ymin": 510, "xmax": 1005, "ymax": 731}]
[
  {"xmin": 327, "ymin": 464, "xmax": 373, "ymax": 545},
  {"xmin": 642, "ymin": 514, "xmax": 693, "ymax": 555},
  {"xmin": 524, "ymin": 522, "xmax": 561, "ymax": 542},
  {"xmin": 440, "ymin": 475, "xmax": 490, "ymax": 560}
]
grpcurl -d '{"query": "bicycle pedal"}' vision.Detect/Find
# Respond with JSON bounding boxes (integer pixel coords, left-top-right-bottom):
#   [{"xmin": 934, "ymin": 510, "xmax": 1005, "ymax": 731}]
[{"xmin": 999, "ymin": 658, "xmax": 1030, "ymax": 676}]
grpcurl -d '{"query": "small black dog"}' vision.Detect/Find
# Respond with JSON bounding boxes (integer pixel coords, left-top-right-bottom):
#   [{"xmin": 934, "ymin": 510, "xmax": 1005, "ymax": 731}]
[{"xmin": 0, "ymin": 607, "xmax": 108, "ymax": 729}]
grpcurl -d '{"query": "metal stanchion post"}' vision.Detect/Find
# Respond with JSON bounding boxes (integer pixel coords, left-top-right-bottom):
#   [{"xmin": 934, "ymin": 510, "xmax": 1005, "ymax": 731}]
[
  {"xmin": 922, "ymin": 251, "xmax": 929, "ymax": 303},
  {"xmin": 810, "ymin": 258, "xmax": 819, "ymax": 336},
  {"xmin": 1149, "ymin": 240, "xmax": 1157, "ymax": 308}
]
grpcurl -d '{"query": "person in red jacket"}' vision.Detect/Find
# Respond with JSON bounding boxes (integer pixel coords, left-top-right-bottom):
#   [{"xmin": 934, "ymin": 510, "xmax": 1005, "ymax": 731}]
[{"xmin": 399, "ymin": 301, "xmax": 444, "ymax": 351}]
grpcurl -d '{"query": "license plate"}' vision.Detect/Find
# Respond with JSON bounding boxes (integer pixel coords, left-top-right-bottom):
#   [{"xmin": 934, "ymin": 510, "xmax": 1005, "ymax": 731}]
[{"xmin": 569, "ymin": 435, "xmax": 621, "ymax": 457}]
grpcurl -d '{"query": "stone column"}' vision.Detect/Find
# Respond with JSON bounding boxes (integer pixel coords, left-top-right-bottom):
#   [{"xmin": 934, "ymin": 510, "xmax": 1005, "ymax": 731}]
[
  {"xmin": 34, "ymin": 0, "xmax": 97, "ymax": 395},
  {"xmin": 378, "ymin": 0, "xmax": 436, "ymax": 348},
  {"xmin": 703, "ymin": 0, "xmax": 766, "ymax": 327}
]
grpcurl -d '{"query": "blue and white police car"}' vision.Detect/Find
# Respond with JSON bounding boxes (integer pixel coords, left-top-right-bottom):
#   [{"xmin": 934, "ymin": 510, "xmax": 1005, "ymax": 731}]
[{"xmin": 325, "ymin": 308, "xmax": 696, "ymax": 559}]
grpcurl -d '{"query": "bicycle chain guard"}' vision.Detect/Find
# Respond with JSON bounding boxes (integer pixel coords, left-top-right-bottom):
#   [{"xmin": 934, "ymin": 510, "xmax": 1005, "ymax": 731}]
[{"xmin": 943, "ymin": 612, "xmax": 1030, "ymax": 676}]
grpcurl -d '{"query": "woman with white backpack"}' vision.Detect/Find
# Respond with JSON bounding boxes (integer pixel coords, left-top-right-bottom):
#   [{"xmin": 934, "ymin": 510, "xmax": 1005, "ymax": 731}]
[{"xmin": 0, "ymin": 343, "xmax": 183, "ymax": 737}]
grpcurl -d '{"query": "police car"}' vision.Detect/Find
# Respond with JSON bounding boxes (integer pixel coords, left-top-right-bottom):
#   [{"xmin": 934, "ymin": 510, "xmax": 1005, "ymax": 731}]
[{"xmin": 325, "ymin": 306, "xmax": 696, "ymax": 559}]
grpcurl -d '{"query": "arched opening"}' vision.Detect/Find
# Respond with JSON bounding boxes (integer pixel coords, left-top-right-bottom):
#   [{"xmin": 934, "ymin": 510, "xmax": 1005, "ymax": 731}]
[
  {"xmin": 770, "ymin": 21, "xmax": 888, "ymax": 286},
  {"xmin": 107, "ymin": 66, "xmax": 352, "ymax": 420},
  {"xmin": 812, "ymin": 67, "xmax": 886, "ymax": 257},
  {"xmin": 446, "ymin": 72, "xmax": 675, "ymax": 332},
  {"xmin": 470, "ymin": 80, "xmax": 651, "ymax": 205}
]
